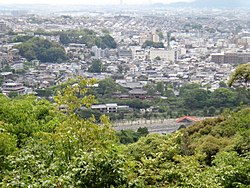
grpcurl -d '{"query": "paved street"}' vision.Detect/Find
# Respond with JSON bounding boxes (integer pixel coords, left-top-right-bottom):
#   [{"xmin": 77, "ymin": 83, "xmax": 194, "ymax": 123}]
[{"xmin": 113, "ymin": 119, "xmax": 181, "ymax": 134}]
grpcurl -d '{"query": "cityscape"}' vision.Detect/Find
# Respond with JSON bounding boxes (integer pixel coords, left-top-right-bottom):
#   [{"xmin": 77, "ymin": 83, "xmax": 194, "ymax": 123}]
[{"xmin": 0, "ymin": 1, "xmax": 249, "ymax": 187}]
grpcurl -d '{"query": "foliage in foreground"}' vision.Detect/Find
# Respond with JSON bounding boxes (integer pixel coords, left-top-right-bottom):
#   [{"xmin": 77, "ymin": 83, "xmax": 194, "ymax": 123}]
[{"xmin": 0, "ymin": 78, "xmax": 249, "ymax": 187}]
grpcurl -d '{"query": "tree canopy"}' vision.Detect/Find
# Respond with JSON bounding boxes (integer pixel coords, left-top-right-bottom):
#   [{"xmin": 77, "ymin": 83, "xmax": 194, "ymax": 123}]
[
  {"xmin": 228, "ymin": 62, "xmax": 250, "ymax": 88},
  {"xmin": 59, "ymin": 29, "xmax": 117, "ymax": 49},
  {"xmin": 142, "ymin": 40, "xmax": 164, "ymax": 48},
  {"xmin": 15, "ymin": 37, "xmax": 68, "ymax": 63},
  {"xmin": 0, "ymin": 78, "xmax": 249, "ymax": 187},
  {"xmin": 88, "ymin": 59, "xmax": 106, "ymax": 73}
]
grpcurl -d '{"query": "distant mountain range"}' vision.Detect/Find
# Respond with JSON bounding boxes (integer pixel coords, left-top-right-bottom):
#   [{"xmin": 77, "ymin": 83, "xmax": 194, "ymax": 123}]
[
  {"xmin": 1, "ymin": 0, "xmax": 250, "ymax": 11},
  {"xmin": 168, "ymin": 0, "xmax": 250, "ymax": 8}
]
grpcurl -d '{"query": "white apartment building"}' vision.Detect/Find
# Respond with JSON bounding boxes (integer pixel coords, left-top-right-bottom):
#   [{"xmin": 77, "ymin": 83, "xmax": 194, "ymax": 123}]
[
  {"xmin": 2, "ymin": 82, "xmax": 25, "ymax": 95},
  {"xmin": 149, "ymin": 48, "xmax": 178, "ymax": 62}
]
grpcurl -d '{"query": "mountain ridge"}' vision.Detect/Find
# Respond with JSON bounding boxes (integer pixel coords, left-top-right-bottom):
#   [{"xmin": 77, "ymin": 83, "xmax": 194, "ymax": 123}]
[{"xmin": 168, "ymin": 0, "xmax": 250, "ymax": 8}]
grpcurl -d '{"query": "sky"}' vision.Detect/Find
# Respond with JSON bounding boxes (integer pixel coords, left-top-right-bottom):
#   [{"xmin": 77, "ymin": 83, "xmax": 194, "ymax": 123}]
[{"xmin": 0, "ymin": 0, "xmax": 194, "ymax": 5}]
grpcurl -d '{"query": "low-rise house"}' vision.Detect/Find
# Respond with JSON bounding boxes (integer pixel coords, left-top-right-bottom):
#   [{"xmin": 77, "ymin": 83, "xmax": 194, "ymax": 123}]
[
  {"xmin": 129, "ymin": 88, "xmax": 147, "ymax": 99},
  {"xmin": 0, "ymin": 72, "xmax": 13, "ymax": 80},
  {"xmin": 91, "ymin": 103, "xmax": 129, "ymax": 113}
]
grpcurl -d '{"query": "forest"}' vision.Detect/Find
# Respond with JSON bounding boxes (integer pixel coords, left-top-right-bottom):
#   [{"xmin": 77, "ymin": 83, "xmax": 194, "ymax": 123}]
[
  {"xmin": 13, "ymin": 29, "xmax": 117, "ymax": 63},
  {"xmin": 58, "ymin": 29, "xmax": 117, "ymax": 49},
  {"xmin": 15, "ymin": 37, "xmax": 68, "ymax": 63},
  {"xmin": 0, "ymin": 74, "xmax": 249, "ymax": 187}
]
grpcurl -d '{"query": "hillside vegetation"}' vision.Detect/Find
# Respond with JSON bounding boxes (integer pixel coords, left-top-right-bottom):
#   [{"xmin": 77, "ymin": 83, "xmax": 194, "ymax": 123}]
[
  {"xmin": 0, "ymin": 77, "xmax": 249, "ymax": 187},
  {"xmin": 33, "ymin": 28, "xmax": 117, "ymax": 49},
  {"xmin": 16, "ymin": 37, "xmax": 68, "ymax": 63}
]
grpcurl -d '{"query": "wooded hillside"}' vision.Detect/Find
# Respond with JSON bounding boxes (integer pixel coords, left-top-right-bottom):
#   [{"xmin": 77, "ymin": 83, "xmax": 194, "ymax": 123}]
[{"xmin": 0, "ymin": 77, "xmax": 249, "ymax": 187}]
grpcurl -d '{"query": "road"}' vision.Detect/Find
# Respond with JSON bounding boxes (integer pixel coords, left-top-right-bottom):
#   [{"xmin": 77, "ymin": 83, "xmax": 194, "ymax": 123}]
[{"xmin": 113, "ymin": 119, "xmax": 182, "ymax": 134}]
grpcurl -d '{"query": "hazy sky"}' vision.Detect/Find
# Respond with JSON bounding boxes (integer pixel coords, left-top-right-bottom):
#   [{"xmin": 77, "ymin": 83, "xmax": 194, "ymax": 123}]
[{"xmin": 0, "ymin": 0, "xmax": 194, "ymax": 5}]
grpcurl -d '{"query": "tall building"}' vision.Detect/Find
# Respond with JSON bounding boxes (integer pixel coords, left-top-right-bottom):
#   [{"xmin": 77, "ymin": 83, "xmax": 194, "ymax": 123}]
[{"xmin": 211, "ymin": 52, "xmax": 250, "ymax": 64}]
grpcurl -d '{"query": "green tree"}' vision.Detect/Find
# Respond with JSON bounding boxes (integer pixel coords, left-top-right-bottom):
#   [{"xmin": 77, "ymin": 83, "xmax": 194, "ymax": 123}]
[
  {"xmin": 97, "ymin": 78, "xmax": 118, "ymax": 96},
  {"xmin": 208, "ymin": 106, "xmax": 216, "ymax": 116},
  {"xmin": 88, "ymin": 59, "xmax": 105, "ymax": 73},
  {"xmin": 142, "ymin": 40, "xmax": 164, "ymax": 48},
  {"xmin": 144, "ymin": 83, "xmax": 156, "ymax": 96},
  {"xmin": 155, "ymin": 56, "xmax": 161, "ymax": 61},
  {"xmin": 58, "ymin": 29, "xmax": 117, "ymax": 49},
  {"xmin": 12, "ymin": 35, "xmax": 33, "ymax": 42},
  {"xmin": 117, "ymin": 129, "xmax": 137, "ymax": 144},
  {"xmin": 0, "ymin": 75, "xmax": 4, "ymax": 86},
  {"xmin": 99, "ymin": 34, "xmax": 117, "ymax": 49},
  {"xmin": 183, "ymin": 88, "xmax": 209, "ymax": 109},
  {"xmin": 235, "ymin": 87, "xmax": 250, "ymax": 105},
  {"xmin": 219, "ymin": 81, "xmax": 227, "ymax": 88},
  {"xmin": 137, "ymin": 127, "xmax": 149, "ymax": 136},
  {"xmin": 1, "ymin": 78, "xmax": 129, "ymax": 187},
  {"xmin": 203, "ymin": 106, "xmax": 208, "ymax": 116},
  {"xmin": 35, "ymin": 88, "xmax": 54, "ymax": 97},
  {"xmin": 164, "ymin": 89, "xmax": 175, "ymax": 98},
  {"xmin": 211, "ymin": 151, "xmax": 250, "ymax": 187},
  {"xmin": 179, "ymin": 83, "xmax": 200, "ymax": 95},
  {"xmin": 0, "ymin": 95, "xmax": 62, "ymax": 147},
  {"xmin": 0, "ymin": 129, "xmax": 17, "ymax": 180},
  {"xmin": 40, "ymin": 47, "xmax": 68, "ymax": 63},
  {"xmin": 209, "ymin": 88, "xmax": 237, "ymax": 108},
  {"xmin": 23, "ymin": 49, "xmax": 36, "ymax": 61},
  {"xmin": 0, "ymin": 76, "xmax": 249, "ymax": 187},
  {"xmin": 117, "ymin": 127, "xmax": 149, "ymax": 145},
  {"xmin": 228, "ymin": 62, "xmax": 250, "ymax": 88},
  {"xmin": 16, "ymin": 37, "xmax": 68, "ymax": 63},
  {"xmin": 8, "ymin": 91, "xmax": 18, "ymax": 98},
  {"xmin": 59, "ymin": 33, "xmax": 71, "ymax": 45},
  {"xmin": 156, "ymin": 82, "xmax": 164, "ymax": 95}
]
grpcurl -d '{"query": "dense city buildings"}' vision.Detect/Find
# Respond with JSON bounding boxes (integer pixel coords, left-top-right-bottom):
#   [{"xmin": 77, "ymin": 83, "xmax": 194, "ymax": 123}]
[{"xmin": 0, "ymin": 6, "xmax": 250, "ymax": 96}]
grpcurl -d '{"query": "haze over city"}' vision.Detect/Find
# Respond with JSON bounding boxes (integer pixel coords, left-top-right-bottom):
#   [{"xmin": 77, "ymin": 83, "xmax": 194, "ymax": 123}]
[{"xmin": 0, "ymin": 0, "xmax": 194, "ymax": 5}]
